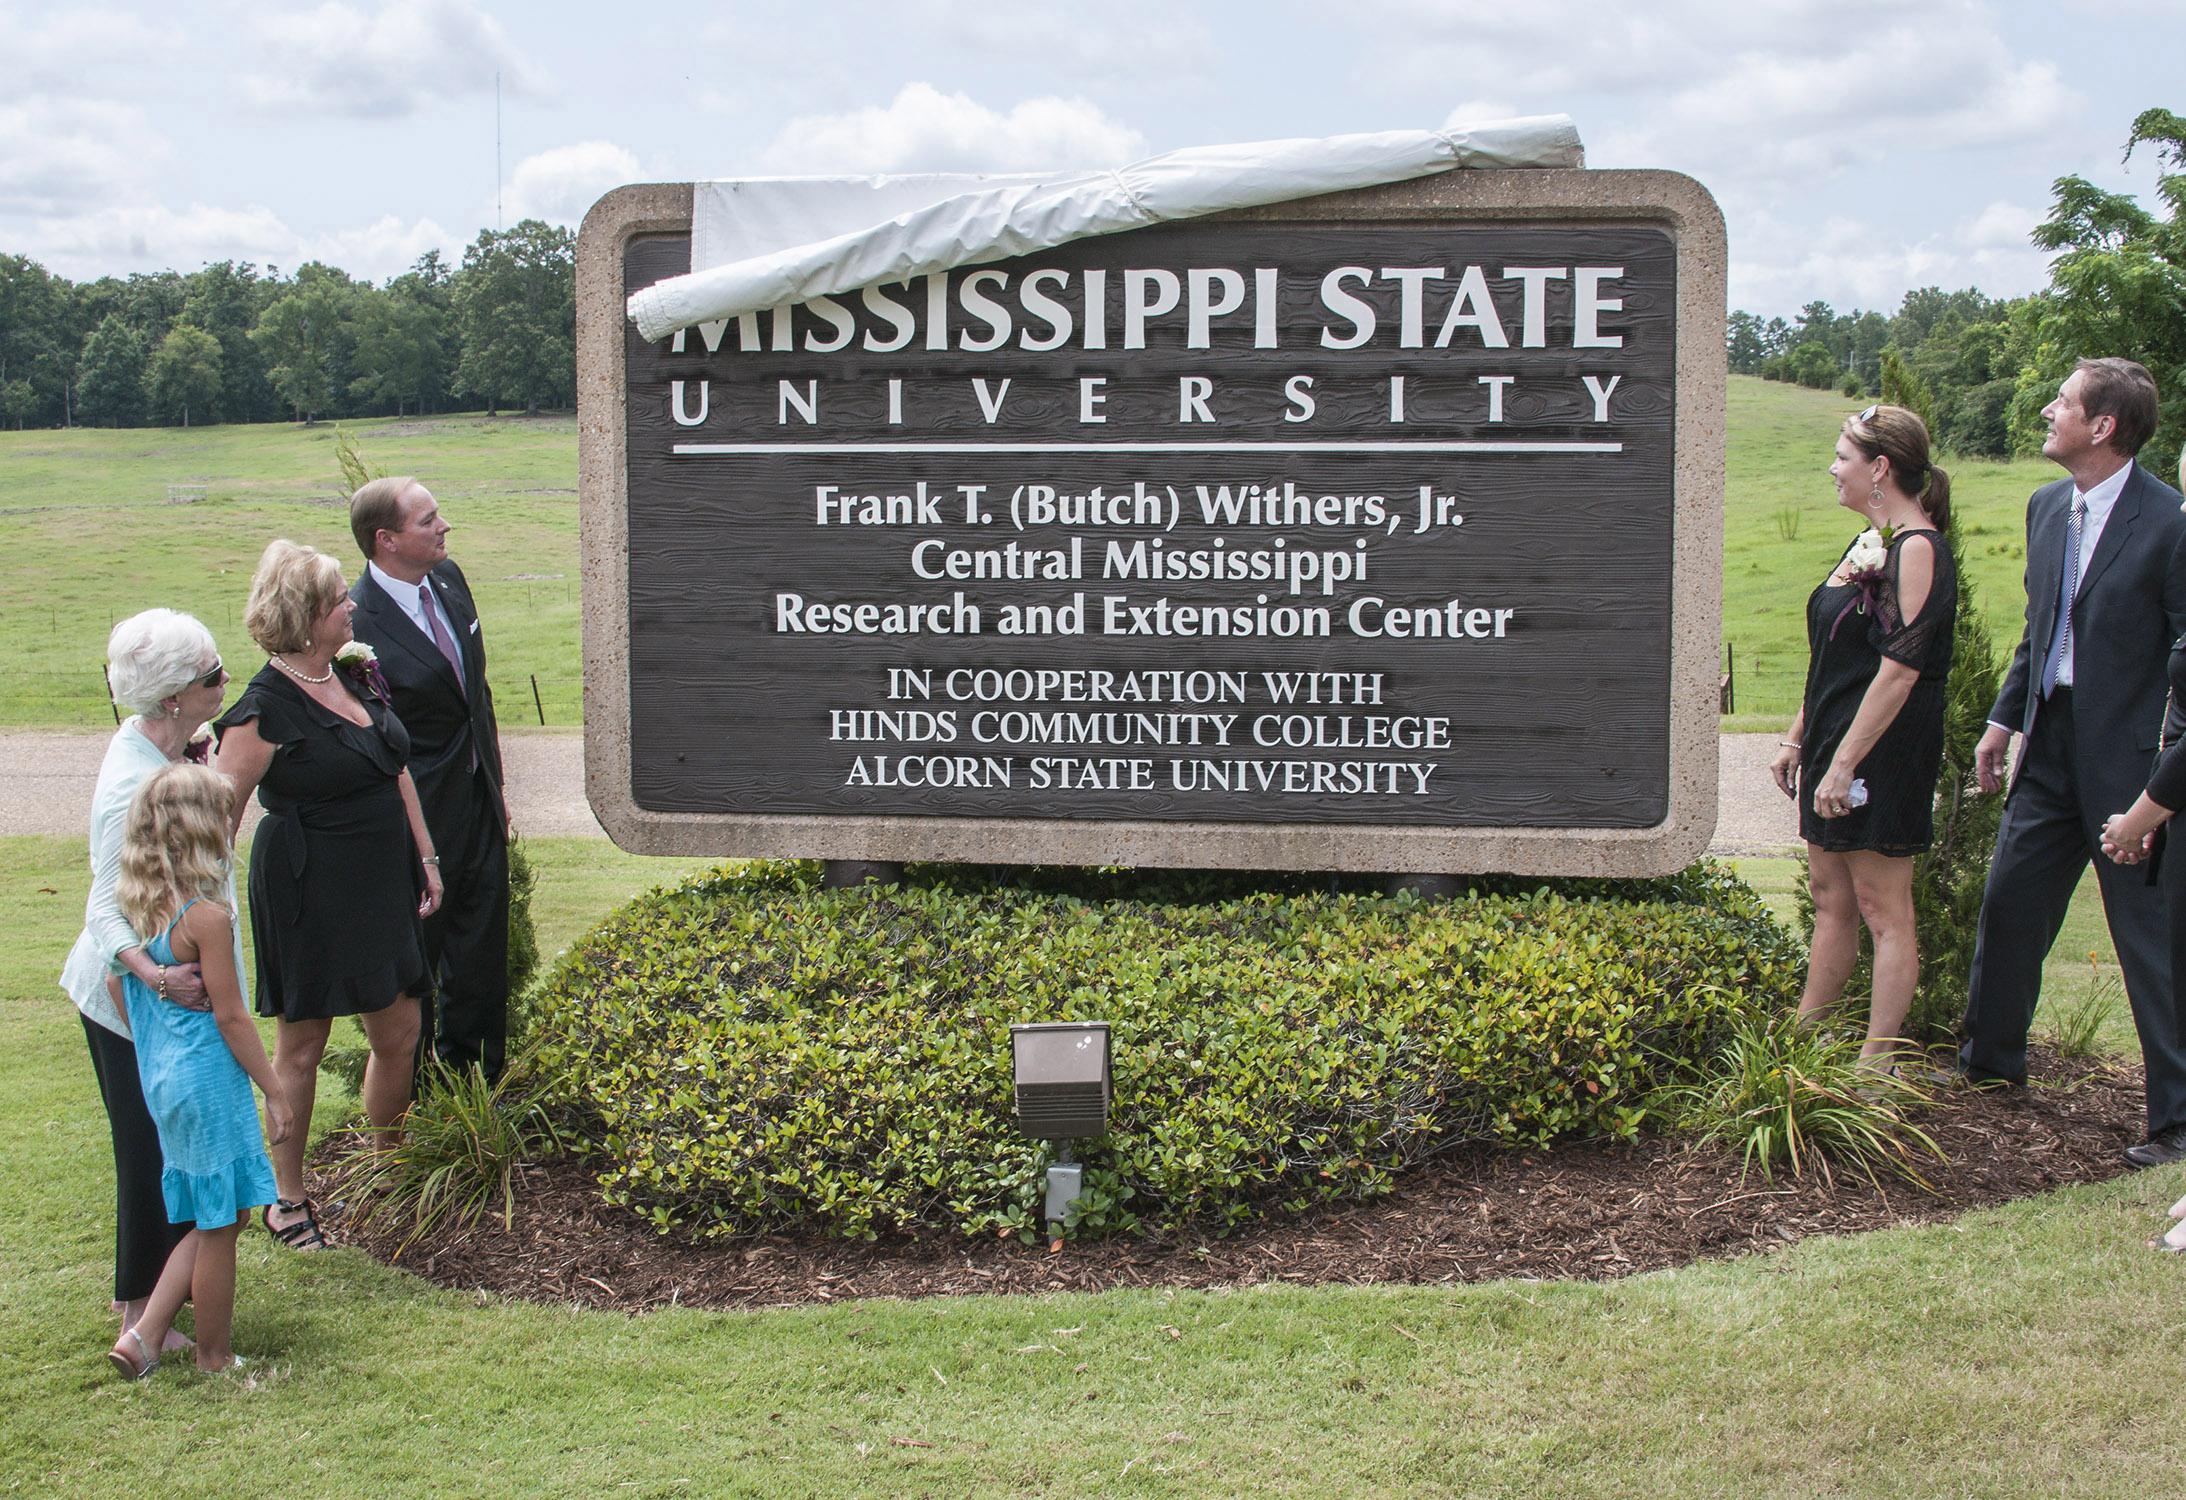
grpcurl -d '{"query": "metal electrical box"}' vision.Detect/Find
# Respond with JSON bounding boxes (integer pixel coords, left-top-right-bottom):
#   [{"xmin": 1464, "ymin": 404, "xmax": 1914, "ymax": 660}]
[{"xmin": 1011, "ymin": 1022, "xmax": 1112, "ymax": 1140}]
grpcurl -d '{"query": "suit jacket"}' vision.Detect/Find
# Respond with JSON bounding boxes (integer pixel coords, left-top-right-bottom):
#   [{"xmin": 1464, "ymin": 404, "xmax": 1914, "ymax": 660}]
[
  {"xmin": 1991, "ymin": 462, "xmax": 2186, "ymax": 814},
  {"xmin": 350, "ymin": 560, "xmax": 507, "ymax": 838}
]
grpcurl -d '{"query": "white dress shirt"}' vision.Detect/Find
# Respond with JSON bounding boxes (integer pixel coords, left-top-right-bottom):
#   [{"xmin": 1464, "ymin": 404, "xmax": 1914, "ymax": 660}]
[{"xmin": 368, "ymin": 560, "xmax": 463, "ymax": 678}]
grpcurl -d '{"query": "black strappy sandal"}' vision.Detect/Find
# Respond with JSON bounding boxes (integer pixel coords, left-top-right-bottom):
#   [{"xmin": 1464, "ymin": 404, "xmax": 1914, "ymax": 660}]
[{"xmin": 266, "ymin": 1196, "xmax": 330, "ymax": 1251}]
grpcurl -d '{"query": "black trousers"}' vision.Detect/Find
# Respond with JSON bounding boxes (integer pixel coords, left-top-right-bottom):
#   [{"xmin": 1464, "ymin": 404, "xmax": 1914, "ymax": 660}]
[
  {"xmin": 1962, "ymin": 689, "xmax": 2186, "ymax": 1132},
  {"xmin": 422, "ymin": 773, "xmax": 509, "ymax": 1077},
  {"xmin": 82, "ymin": 1013, "xmax": 190, "ymax": 1302}
]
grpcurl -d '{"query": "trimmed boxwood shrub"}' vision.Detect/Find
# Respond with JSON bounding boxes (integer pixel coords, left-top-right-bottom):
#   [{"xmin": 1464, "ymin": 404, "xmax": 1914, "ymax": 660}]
[{"xmin": 530, "ymin": 861, "xmax": 1800, "ymax": 1242}]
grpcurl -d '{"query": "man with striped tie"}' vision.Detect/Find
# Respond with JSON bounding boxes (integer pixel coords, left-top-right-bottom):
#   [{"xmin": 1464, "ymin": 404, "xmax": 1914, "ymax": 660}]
[
  {"xmin": 1963, "ymin": 357, "xmax": 2186, "ymax": 1165},
  {"xmin": 348, "ymin": 477, "xmax": 510, "ymax": 1080}
]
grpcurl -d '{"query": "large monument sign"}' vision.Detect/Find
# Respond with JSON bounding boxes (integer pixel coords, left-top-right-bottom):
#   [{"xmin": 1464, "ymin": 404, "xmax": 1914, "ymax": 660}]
[{"xmin": 577, "ymin": 170, "xmax": 1724, "ymax": 873}]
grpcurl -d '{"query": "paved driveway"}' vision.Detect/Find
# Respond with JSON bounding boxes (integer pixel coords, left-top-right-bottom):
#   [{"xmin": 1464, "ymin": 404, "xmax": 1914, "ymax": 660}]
[{"xmin": 8, "ymin": 728, "xmax": 1804, "ymax": 855}]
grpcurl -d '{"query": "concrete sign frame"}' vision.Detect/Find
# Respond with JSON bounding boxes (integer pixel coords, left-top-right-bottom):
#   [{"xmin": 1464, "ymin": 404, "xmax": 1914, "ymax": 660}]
[{"xmin": 577, "ymin": 169, "xmax": 1725, "ymax": 875}]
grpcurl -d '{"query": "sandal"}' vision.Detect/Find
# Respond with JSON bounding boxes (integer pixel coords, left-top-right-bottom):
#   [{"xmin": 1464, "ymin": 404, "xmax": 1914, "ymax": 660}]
[
  {"xmin": 265, "ymin": 1197, "xmax": 330, "ymax": 1252},
  {"xmin": 107, "ymin": 1328, "xmax": 157, "ymax": 1381}
]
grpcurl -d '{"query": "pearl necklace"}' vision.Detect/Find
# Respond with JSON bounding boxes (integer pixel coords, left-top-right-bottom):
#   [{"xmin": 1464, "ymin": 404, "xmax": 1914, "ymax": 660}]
[{"xmin": 269, "ymin": 654, "xmax": 334, "ymax": 685}]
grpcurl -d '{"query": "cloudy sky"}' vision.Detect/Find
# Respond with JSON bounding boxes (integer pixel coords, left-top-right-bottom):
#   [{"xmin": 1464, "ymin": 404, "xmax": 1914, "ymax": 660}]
[{"xmin": 2, "ymin": 0, "xmax": 2176, "ymax": 316}]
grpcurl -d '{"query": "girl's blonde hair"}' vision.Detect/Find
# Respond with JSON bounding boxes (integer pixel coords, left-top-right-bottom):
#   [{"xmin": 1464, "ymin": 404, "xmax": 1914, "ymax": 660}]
[{"xmin": 117, "ymin": 764, "xmax": 234, "ymax": 940}]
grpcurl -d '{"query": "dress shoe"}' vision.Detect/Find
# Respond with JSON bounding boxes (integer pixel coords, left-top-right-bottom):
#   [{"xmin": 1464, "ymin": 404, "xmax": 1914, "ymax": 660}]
[{"xmin": 2123, "ymin": 1123, "xmax": 2186, "ymax": 1169}]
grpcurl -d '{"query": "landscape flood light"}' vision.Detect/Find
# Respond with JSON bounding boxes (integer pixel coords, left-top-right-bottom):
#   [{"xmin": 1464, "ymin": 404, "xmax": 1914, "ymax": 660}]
[{"xmin": 1010, "ymin": 1021, "xmax": 1112, "ymax": 1246}]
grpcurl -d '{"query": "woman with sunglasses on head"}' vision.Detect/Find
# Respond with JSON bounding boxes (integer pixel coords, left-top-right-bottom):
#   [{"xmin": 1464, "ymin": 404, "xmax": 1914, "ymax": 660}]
[
  {"xmin": 60, "ymin": 609, "xmax": 240, "ymax": 1364},
  {"xmin": 1769, "ymin": 405, "xmax": 1958, "ymax": 1068}
]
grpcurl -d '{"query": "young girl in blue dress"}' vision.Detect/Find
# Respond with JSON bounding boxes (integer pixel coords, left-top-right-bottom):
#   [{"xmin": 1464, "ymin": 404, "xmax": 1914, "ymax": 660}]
[{"xmin": 106, "ymin": 764, "xmax": 292, "ymax": 1378}]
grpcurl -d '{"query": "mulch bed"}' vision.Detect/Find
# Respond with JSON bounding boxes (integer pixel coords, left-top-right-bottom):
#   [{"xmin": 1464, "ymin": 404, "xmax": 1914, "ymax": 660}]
[{"xmin": 314, "ymin": 1048, "xmax": 2149, "ymax": 1313}]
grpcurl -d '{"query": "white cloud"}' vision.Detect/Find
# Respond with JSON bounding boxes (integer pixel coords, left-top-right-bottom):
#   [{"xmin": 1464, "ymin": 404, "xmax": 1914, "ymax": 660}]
[
  {"xmin": 1727, "ymin": 198, "xmax": 2054, "ymax": 316},
  {"xmin": 914, "ymin": 0, "xmax": 1216, "ymax": 79},
  {"xmin": 1366, "ymin": 0, "xmax": 2078, "ymax": 189},
  {"xmin": 1442, "ymin": 101, "xmax": 1519, "ymax": 128},
  {"xmin": 0, "ymin": 6, "xmax": 179, "ymax": 89},
  {"xmin": 243, "ymin": 0, "xmax": 549, "ymax": 117},
  {"xmin": 23, "ymin": 201, "xmax": 456, "ymax": 281},
  {"xmin": 1964, "ymin": 199, "xmax": 2041, "ymax": 249},
  {"xmin": 0, "ymin": 98, "xmax": 171, "ymax": 216},
  {"xmin": 754, "ymin": 83, "xmax": 1146, "ymax": 174},
  {"xmin": 499, "ymin": 141, "xmax": 644, "ymax": 226}
]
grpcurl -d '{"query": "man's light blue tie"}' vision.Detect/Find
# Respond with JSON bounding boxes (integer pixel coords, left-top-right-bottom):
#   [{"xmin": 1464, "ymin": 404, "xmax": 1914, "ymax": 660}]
[{"xmin": 2040, "ymin": 496, "xmax": 2088, "ymax": 698}]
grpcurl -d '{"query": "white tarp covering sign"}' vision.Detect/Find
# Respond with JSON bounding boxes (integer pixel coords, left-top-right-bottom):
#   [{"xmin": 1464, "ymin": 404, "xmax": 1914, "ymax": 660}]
[{"xmin": 625, "ymin": 115, "xmax": 1584, "ymax": 341}]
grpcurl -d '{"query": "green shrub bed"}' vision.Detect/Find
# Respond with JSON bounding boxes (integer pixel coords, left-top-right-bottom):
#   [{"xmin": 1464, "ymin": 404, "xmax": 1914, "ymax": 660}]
[{"xmin": 529, "ymin": 862, "xmax": 1801, "ymax": 1241}]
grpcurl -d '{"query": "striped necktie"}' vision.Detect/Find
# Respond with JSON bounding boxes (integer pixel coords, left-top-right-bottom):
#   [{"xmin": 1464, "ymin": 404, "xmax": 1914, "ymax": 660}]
[{"xmin": 2040, "ymin": 496, "xmax": 2088, "ymax": 698}]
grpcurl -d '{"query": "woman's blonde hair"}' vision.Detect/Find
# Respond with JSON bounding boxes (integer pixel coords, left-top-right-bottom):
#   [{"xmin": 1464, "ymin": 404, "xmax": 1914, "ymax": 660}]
[
  {"xmin": 117, "ymin": 763, "xmax": 234, "ymax": 940},
  {"xmin": 244, "ymin": 539, "xmax": 345, "ymax": 655}
]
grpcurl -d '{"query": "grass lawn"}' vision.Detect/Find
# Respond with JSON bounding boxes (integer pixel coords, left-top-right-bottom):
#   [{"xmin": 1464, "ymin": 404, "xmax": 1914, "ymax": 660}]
[
  {"xmin": 0, "ymin": 381, "xmax": 2061, "ymax": 731},
  {"xmin": 7, "ymin": 836, "xmax": 2186, "ymax": 1496}
]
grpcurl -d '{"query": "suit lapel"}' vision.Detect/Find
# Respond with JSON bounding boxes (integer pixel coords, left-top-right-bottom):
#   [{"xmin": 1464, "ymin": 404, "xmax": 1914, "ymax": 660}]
[
  {"xmin": 2075, "ymin": 464, "xmax": 2145, "ymax": 602},
  {"xmin": 359, "ymin": 568, "xmax": 463, "ymax": 697},
  {"xmin": 2029, "ymin": 481, "xmax": 2070, "ymax": 650}
]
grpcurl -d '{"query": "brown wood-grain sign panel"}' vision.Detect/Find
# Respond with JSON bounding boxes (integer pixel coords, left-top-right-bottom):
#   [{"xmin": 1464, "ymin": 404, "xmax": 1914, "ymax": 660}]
[{"xmin": 618, "ymin": 221, "xmax": 1676, "ymax": 831}]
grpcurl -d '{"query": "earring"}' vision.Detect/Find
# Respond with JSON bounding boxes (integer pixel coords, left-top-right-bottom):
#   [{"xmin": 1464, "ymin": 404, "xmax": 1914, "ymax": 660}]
[
  {"xmin": 1869, "ymin": 483, "xmax": 1886, "ymax": 511},
  {"xmin": 166, "ymin": 703, "xmax": 180, "ymax": 718}
]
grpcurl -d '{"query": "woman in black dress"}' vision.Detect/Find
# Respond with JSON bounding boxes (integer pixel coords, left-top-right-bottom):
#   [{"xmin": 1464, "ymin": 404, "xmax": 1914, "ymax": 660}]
[
  {"xmin": 213, "ymin": 540, "xmax": 443, "ymax": 1251},
  {"xmin": 1769, "ymin": 405, "xmax": 1956, "ymax": 1064},
  {"xmin": 2098, "ymin": 444, "xmax": 2186, "ymax": 1248}
]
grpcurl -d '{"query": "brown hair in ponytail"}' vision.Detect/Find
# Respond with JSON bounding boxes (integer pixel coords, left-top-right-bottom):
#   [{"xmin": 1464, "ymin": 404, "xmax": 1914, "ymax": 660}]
[{"xmin": 1845, "ymin": 404, "xmax": 1951, "ymax": 529}]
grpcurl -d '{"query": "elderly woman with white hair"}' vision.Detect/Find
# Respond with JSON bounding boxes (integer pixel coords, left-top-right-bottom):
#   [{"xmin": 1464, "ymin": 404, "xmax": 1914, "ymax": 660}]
[{"xmin": 61, "ymin": 608, "xmax": 240, "ymax": 1354}]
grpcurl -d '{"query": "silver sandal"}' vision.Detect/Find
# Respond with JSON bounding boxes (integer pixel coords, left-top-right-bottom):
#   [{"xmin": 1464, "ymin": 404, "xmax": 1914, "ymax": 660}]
[{"xmin": 107, "ymin": 1327, "xmax": 157, "ymax": 1381}]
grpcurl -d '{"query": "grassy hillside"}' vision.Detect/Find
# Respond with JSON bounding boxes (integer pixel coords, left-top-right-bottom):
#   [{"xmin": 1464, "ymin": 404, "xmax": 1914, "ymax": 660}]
[
  {"xmin": 0, "ymin": 384, "xmax": 2061, "ymax": 728},
  {"xmin": 1723, "ymin": 377, "xmax": 2052, "ymax": 726},
  {"xmin": 0, "ymin": 413, "xmax": 584, "ymax": 725}
]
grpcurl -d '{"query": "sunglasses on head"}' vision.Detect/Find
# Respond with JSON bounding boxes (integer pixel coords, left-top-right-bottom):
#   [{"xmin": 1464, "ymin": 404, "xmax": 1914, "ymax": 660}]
[{"xmin": 1856, "ymin": 404, "xmax": 1880, "ymax": 423}]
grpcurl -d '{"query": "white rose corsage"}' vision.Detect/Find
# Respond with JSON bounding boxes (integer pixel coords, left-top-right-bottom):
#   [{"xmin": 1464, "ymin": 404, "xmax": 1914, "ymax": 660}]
[
  {"xmin": 1829, "ymin": 525, "xmax": 1898, "ymax": 640},
  {"xmin": 335, "ymin": 640, "xmax": 391, "ymax": 701}
]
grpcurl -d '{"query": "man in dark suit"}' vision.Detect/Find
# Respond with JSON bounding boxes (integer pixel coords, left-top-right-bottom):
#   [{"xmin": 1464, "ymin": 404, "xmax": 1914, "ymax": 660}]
[
  {"xmin": 348, "ymin": 476, "xmax": 510, "ymax": 1078},
  {"xmin": 1964, "ymin": 357, "xmax": 2186, "ymax": 1165}
]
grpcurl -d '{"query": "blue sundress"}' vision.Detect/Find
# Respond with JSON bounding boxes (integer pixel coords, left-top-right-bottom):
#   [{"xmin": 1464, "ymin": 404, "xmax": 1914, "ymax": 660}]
[{"xmin": 122, "ymin": 900, "xmax": 279, "ymax": 1228}]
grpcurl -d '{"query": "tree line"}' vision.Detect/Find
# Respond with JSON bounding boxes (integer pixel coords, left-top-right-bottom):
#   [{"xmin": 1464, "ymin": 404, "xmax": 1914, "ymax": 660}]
[
  {"xmin": 1729, "ymin": 108, "xmax": 2185, "ymax": 467},
  {"xmin": 4, "ymin": 109, "xmax": 2179, "ymax": 448},
  {"xmin": 0, "ymin": 220, "xmax": 575, "ymax": 430}
]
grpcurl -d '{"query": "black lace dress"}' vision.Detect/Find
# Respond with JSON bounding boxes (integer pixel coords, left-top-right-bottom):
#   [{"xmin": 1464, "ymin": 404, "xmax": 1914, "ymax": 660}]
[
  {"xmin": 1798, "ymin": 528, "xmax": 1957, "ymax": 854},
  {"xmin": 213, "ymin": 667, "xmax": 431, "ymax": 1020}
]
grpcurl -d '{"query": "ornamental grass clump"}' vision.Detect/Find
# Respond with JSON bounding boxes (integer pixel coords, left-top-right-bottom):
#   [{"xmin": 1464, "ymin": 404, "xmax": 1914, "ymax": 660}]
[
  {"xmin": 1664, "ymin": 1013, "xmax": 1945, "ymax": 1188},
  {"xmin": 529, "ymin": 860, "xmax": 1802, "ymax": 1242},
  {"xmin": 328, "ymin": 1051, "xmax": 566, "ymax": 1258}
]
